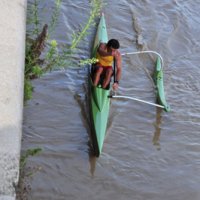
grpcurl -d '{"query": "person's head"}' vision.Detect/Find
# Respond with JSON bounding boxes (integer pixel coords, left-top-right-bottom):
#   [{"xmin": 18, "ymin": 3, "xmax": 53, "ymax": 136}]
[{"xmin": 107, "ymin": 39, "xmax": 120, "ymax": 50}]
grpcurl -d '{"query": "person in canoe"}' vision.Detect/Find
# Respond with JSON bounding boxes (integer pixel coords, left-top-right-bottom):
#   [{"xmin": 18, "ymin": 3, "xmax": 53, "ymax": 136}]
[{"xmin": 93, "ymin": 39, "xmax": 122, "ymax": 90}]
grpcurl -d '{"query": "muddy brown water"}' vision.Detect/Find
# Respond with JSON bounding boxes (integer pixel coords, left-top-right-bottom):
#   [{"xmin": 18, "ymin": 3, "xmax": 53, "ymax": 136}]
[{"xmin": 22, "ymin": 1, "xmax": 200, "ymax": 199}]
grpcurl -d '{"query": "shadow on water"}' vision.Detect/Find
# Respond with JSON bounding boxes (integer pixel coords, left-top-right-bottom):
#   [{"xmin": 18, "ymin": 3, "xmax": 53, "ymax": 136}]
[
  {"xmin": 73, "ymin": 67, "xmax": 99, "ymax": 176},
  {"xmin": 74, "ymin": 88, "xmax": 98, "ymax": 176},
  {"xmin": 85, "ymin": 81, "xmax": 99, "ymax": 176},
  {"xmin": 153, "ymin": 107, "xmax": 163, "ymax": 150},
  {"xmin": 88, "ymin": 152, "xmax": 97, "ymax": 177},
  {"xmin": 84, "ymin": 108, "xmax": 98, "ymax": 177}
]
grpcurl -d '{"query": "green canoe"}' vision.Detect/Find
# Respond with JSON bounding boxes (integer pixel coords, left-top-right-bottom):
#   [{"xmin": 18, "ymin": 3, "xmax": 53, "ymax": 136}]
[
  {"xmin": 154, "ymin": 57, "xmax": 170, "ymax": 112},
  {"xmin": 89, "ymin": 14, "xmax": 110, "ymax": 157}
]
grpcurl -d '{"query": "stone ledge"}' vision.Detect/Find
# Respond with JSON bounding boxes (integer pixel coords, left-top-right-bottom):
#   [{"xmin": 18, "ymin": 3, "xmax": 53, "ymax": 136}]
[{"xmin": 0, "ymin": 0, "xmax": 27, "ymax": 198}]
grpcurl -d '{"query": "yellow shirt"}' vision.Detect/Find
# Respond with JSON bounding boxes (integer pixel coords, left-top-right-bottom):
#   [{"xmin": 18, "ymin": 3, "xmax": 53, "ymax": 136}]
[{"xmin": 96, "ymin": 49, "xmax": 113, "ymax": 67}]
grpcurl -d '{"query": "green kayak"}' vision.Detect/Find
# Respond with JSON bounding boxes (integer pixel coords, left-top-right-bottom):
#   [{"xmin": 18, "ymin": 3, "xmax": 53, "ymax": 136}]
[
  {"xmin": 89, "ymin": 14, "xmax": 110, "ymax": 157},
  {"xmin": 154, "ymin": 57, "xmax": 170, "ymax": 112}
]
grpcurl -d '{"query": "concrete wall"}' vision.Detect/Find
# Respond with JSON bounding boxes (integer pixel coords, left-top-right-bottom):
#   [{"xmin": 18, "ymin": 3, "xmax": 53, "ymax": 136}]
[{"xmin": 0, "ymin": 0, "xmax": 27, "ymax": 199}]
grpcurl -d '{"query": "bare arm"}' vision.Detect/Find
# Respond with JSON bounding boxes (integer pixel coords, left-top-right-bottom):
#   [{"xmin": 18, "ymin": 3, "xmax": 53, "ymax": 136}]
[
  {"xmin": 113, "ymin": 51, "xmax": 122, "ymax": 90},
  {"xmin": 115, "ymin": 51, "xmax": 122, "ymax": 82}
]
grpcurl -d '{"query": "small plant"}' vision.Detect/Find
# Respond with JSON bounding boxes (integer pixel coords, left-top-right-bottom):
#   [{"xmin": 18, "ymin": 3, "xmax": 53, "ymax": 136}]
[
  {"xmin": 79, "ymin": 57, "xmax": 99, "ymax": 66},
  {"xmin": 48, "ymin": 0, "xmax": 61, "ymax": 34},
  {"xmin": 26, "ymin": 0, "xmax": 40, "ymax": 37},
  {"xmin": 24, "ymin": 79, "xmax": 33, "ymax": 101},
  {"xmin": 24, "ymin": 0, "xmax": 103, "ymax": 102},
  {"xmin": 70, "ymin": 0, "xmax": 103, "ymax": 50},
  {"xmin": 43, "ymin": 39, "xmax": 60, "ymax": 72},
  {"xmin": 20, "ymin": 148, "xmax": 42, "ymax": 170},
  {"xmin": 16, "ymin": 148, "xmax": 42, "ymax": 200}
]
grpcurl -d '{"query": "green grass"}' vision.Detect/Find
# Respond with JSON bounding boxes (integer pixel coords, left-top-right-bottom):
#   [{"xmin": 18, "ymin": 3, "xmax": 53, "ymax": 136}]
[{"xmin": 20, "ymin": 148, "xmax": 42, "ymax": 170}]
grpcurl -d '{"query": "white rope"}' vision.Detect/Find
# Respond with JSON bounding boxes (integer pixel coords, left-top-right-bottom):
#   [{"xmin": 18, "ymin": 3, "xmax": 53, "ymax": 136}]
[
  {"xmin": 111, "ymin": 95, "xmax": 164, "ymax": 109},
  {"xmin": 121, "ymin": 50, "xmax": 164, "ymax": 69}
]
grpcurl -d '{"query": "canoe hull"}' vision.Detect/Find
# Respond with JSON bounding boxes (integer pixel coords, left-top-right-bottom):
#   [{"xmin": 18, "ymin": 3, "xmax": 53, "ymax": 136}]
[
  {"xmin": 154, "ymin": 57, "xmax": 170, "ymax": 112},
  {"xmin": 89, "ymin": 14, "xmax": 110, "ymax": 156},
  {"xmin": 89, "ymin": 80, "xmax": 110, "ymax": 156}
]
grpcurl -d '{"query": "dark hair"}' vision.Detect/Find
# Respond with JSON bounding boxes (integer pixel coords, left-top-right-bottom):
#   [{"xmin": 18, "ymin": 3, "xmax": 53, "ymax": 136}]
[{"xmin": 107, "ymin": 39, "xmax": 120, "ymax": 49}]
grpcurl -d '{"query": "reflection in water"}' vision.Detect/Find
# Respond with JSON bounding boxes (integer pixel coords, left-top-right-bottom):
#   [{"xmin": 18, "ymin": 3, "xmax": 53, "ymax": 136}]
[{"xmin": 153, "ymin": 107, "xmax": 162, "ymax": 150}]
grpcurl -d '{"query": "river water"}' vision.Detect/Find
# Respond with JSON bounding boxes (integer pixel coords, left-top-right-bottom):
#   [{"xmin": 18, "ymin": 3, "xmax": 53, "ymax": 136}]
[{"xmin": 22, "ymin": 0, "xmax": 200, "ymax": 199}]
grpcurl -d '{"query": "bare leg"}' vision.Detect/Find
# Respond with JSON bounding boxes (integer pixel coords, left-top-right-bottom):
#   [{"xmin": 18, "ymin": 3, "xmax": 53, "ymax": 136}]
[
  {"xmin": 93, "ymin": 67, "xmax": 103, "ymax": 86},
  {"xmin": 102, "ymin": 68, "xmax": 113, "ymax": 89}
]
